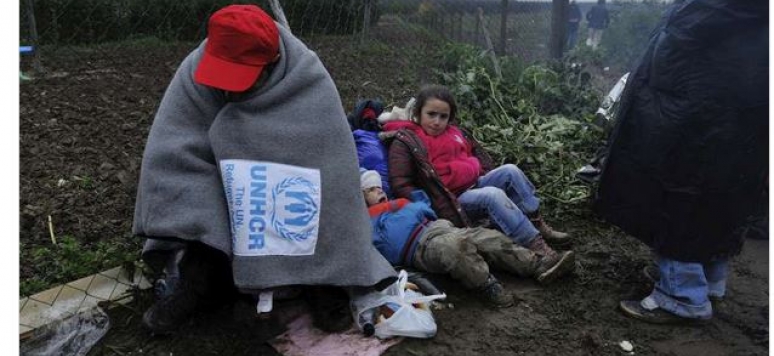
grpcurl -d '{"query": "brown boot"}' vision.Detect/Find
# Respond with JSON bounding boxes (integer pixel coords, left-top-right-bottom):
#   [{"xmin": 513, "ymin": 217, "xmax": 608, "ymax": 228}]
[
  {"xmin": 527, "ymin": 235, "xmax": 575, "ymax": 284},
  {"xmin": 528, "ymin": 211, "xmax": 572, "ymax": 247}
]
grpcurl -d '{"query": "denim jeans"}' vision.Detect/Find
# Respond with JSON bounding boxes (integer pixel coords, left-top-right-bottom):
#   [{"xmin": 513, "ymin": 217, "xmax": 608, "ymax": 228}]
[
  {"xmin": 645, "ymin": 254, "xmax": 729, "ymax": 319},
  {"xmin": 566, "ymin": 28, "xmax": 579, "ymax": 49},
  {"xmin": 457, "ymin": 164, "xmax": 540, "ymax": 247},
  {"xmin": 586, "ymin": 28, "xmax": 605, "ymax": 49}
]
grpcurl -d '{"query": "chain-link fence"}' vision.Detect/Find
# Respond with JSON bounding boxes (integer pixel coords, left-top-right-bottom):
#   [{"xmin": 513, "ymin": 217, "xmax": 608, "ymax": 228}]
[{"xmin": 20, "ymin": 0, "xmax": 570, "ymax": 76}]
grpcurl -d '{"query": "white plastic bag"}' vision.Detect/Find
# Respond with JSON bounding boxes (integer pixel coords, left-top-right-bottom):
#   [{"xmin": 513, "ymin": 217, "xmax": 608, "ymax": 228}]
[{"xmin": 350, "ymin": 270, "xmax": 446, "ymax": 339}]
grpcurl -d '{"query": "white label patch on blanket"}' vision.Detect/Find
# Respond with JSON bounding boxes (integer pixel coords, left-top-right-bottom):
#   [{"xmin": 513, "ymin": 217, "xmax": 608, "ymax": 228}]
[{"xmin": 220, "ymin": 159, "xmax": 321, "ymax": 256}]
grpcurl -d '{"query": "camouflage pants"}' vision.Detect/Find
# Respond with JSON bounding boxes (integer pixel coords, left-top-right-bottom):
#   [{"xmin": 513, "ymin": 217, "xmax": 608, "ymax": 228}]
[{"xmin": 412, "ymin": 219, "xmax": 538, "ymax": 290}]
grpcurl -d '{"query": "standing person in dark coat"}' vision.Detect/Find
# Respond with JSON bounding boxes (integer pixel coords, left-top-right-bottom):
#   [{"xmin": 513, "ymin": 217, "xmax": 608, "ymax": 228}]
[
  {"xmin": 585, "ymin": 0, "xmax": 610, "ymax": 50},
  {"xmin": 594, "ymin": 0, "xmax": 768, "ymax": 324},
  {"xmin": 565, "ymin": 0, "xmax": 582, "ymax": 50}
]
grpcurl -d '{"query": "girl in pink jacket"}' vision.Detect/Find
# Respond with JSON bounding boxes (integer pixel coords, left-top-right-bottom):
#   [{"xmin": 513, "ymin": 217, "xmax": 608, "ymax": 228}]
[{"xmin": 385, "ymin": 85, "xmax": 574, "ymax": 276}]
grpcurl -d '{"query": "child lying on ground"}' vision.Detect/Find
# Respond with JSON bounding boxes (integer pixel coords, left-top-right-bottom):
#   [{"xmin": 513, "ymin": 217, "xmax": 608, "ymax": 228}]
[{"xmin": 360, "ymin": 169, "xmax": 575, "ymax": 308}]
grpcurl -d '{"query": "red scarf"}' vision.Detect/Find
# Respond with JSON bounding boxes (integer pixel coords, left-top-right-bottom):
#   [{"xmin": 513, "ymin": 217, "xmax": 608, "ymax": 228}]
[{"xmin": 368, "ymin": 198, "xmax": 410, "ymax": 217}]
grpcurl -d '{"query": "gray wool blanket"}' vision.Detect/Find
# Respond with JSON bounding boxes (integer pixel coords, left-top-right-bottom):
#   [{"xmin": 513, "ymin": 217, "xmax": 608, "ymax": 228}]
[{"xmin": 133, "ymin": 24, "xmax": 396, "ymax": 291}]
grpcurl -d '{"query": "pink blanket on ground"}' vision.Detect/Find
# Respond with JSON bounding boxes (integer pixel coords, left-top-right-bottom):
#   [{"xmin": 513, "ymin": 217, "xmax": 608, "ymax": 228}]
[{"xmin": 269, "ymin": 312, "xmax": 402, "ymax": 356}]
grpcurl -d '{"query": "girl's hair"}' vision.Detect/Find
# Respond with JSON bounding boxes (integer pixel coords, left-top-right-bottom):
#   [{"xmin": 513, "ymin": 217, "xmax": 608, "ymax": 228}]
[{"xmin": 412, "ymin": 85, "xmax": 457, "ymax": 124}]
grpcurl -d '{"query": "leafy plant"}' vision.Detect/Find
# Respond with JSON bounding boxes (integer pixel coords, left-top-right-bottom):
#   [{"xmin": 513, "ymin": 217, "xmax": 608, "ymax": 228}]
[
  {"xmin": 20, "ymin": 236, "xmax": 139, "ymax": 297},
  {"xmin": 434, "ymin": 43, "xmax": 605, "ymax": 213},
  {"xmin": 73, "ymin": 175, "xmax": 94, "ymax": 190}
]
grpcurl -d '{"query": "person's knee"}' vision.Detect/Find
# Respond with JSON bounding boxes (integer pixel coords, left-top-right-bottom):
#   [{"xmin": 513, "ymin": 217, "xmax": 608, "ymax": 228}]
[
  {"xmin": 502, "ymin": 163, "xmax": 521, "ymax": 173},
  {"xmin": 501, "ymin": 163, "xmax": 527, "ymax": 181},
  {"xmin": 478, "ymin": 187, "xmax": 511, "ymax": 207},
  {"xmin": 437, "ymin": 237, "xmax": 468, "ymax": 260}
]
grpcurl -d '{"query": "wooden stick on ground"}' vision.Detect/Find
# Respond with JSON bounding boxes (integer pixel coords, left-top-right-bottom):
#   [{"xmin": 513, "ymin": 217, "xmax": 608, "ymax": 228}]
[{"xmin": 48, "ymin": 215, "xmax": 57, "ymax": 245}]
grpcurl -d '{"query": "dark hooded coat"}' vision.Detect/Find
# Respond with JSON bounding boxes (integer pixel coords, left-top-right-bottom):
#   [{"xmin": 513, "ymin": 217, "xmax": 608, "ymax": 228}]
[{"xmin": 594, "ymin": 0, "xmax": 768, "ymax": 262}]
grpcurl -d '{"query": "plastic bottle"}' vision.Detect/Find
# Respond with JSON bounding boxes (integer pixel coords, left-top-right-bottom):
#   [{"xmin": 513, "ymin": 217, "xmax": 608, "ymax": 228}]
[
  {"xmin": 379, "ymin": 302, "xmax": 402, "ymax": 319},
  {"xmin": 359, "ymin": 307, "xmax": 377, "ymax": 336}
]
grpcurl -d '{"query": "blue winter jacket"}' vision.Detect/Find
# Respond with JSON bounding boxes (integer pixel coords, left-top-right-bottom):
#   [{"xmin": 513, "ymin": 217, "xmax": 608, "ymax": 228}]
[
  {"xmin": 369, "ymin": 191, "xmax": 437, "ymax": 266},
  {"xmin": 353, "ymin": 129, "xmax": 391, "ymax": 197}
]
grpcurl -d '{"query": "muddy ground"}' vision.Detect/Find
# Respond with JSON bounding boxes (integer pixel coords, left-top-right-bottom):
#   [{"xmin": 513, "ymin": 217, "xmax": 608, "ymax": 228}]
[
  {"xmin": 77, "ymin": 225, "xmax": 768, "ymax": 356},
  {"xmin": 20, "ymin": 16, "xmax": 767, "ymax": 356}
]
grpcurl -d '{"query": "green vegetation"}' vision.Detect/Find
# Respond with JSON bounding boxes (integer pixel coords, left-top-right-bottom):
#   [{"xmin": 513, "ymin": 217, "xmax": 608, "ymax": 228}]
[
  {"xmin": 435, "ymin": 43, "xmax": 604, "ymax": 214},
  {"xmin": 20, "ymin": 236, "xmax": 139, "ymax": 297},
  {"xmin": 73, "ymin": 175, "xmax": 95, "ymax": 190}
]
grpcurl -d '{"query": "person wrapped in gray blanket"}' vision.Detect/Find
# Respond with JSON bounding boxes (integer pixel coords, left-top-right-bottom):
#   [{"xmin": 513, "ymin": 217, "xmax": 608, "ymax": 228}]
[{"xmin": 133, "ymin": 4, "xmax": 396, "ymax": 334}]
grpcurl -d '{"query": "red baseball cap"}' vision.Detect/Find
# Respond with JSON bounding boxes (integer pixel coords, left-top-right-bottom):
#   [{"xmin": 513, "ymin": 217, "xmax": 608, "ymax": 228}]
[{"xmin": 194, "ymin": 5, "xmax": 279, "ymax": 92}]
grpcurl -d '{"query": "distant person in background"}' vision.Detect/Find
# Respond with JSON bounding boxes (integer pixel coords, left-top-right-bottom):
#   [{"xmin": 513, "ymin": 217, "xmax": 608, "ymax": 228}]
[
  {"xmin": 593, "ymin": 0, "xmax": 767, "ymax": 324},
  {"xmin": 565, "ymin": 0, "xmax": 582, "ymax": 50},
  {"xmin": 585, "ymin": 0, "xmax": 610, "ymax": 50}
]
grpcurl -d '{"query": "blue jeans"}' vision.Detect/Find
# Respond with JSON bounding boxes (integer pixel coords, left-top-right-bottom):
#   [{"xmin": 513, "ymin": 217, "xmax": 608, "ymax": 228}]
[
  {"xmin": 566, "ymin": 28, "xmax": 579, "ymax": 49},
  {"xmin": 457, "ymin": 164, "xmax": 540, "ymax": 247},
  {"xmin": 646, "ymin": 254, "xmax": 729, "ymax": 319}
]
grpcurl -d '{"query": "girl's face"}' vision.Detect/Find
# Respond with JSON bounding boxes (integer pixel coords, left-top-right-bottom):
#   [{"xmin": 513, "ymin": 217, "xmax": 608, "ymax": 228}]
[
  {"xmin": 419, "ymin": 98, "xmax": 451, "ymax": 136},
  {"xmin": 364, "ymin": 186, "xmax": 387, "ymax": 206}
]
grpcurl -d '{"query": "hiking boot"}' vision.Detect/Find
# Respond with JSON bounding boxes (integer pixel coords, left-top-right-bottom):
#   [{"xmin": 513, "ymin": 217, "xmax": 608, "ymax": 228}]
[
  {"xmin": 479, "ymin": 275, "xmax": 514, "ymax": 308},
  {"xmin": 528, "ymin": 212, "xmax": 572, "ymax": 247},
  {"xmin": 528, "ymin": 235, "xmax": 576, "ymax": 284},
  {"xmin": 619, "ymin": 298, "xmax": 709, "ymax": 325},
  {"xmin": 142, "ymin": 281, "xmax": 202, "ymax": 335},
  {"xmin": 143, "ymin": 243, "xmax": 238, "ymax": 335}
]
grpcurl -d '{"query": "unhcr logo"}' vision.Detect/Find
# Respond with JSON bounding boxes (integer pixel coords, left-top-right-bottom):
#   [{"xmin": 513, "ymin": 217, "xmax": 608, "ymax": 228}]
[
  {"xmin": 221, "ymin": 159, "xmax": 321, "ymax": 256},
  {"xmin": 270, "ymin": 176, "xmax": 319, "ymax": 241}
]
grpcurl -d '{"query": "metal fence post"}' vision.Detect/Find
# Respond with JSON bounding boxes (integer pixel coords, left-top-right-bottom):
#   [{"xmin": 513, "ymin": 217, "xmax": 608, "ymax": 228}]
[
  {"xmin": 478, "ymin": 7, "xmax": 502, "ymax": 80},
  {"xmin": 361, "ymin": 0, "xmax": 372, "ymax": 44},
  {"xmin": 474, "ymin": 10, "xmax": 481, "ymax": 47},
  {"xmin": 24, "ymin": 0, "xmax": 44, "ymax": 73},
  {"xmin": 457, "ymin": 11, "xmax": 463, "ymax": 41},
  {"xmin": 549, "ymin": 0, "xmax": 568, "ymax": 59},
  {"xmin": 498, "ymin": 0, "xmax": 508, "ymax": 56}
]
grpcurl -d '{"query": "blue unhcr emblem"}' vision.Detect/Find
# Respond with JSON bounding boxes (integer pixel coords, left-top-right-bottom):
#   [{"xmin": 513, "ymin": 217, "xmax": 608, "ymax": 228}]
[
  {"xmin": 270, "ymin": 177, "xmax": 319, "ymax": 241},
  {"xmin": 221, "ymin": 159, "xmax": 320, "ymax": 256}
]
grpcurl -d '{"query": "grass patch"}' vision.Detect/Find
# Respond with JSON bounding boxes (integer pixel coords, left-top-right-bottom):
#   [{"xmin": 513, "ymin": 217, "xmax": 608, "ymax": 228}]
[{"xmin": 20, "ymin": 236, "xmax": 139, "ymax": 297}]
